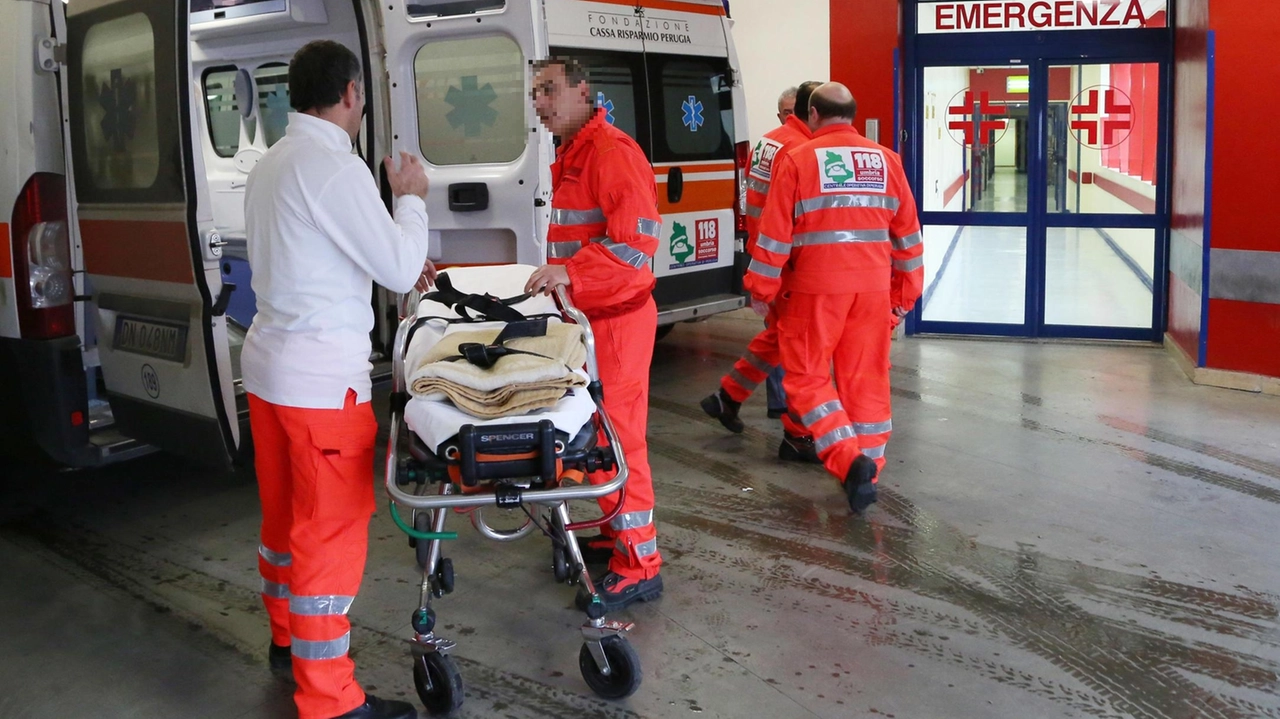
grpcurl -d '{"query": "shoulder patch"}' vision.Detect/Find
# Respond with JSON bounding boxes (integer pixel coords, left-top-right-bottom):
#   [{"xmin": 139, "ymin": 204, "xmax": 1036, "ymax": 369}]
[
  {"xmin": 749, "ymin": 138, "xmax": 785, "ymax": 182},
  {"xmin": 813, "ymin": 146, "xmax": 888, "ymax": 194}
]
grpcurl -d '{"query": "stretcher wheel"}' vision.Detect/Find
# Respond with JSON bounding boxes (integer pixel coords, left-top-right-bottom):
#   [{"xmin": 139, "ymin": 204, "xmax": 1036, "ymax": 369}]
[
  {"xmin": 579, "ymin": 636, "xmax": 642, "ymax": 699},
  {"xmin": 552, "ymin": 544, "xmax": 570, "ymax": 583},
  {"xmin": 433, "ymin": 558, "xmax": 455, "ymax": 596},
  {"xmin": 414, "ymin": 651, "xmax": 464, "ymax": 716},
  {"xmin": 655, "ymin": 324, "xmax": 675, "ymax": 342}
]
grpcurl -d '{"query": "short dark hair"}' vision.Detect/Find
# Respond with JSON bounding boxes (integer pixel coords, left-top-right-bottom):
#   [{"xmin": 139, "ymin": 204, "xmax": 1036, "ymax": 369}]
[
  {"xmin": 811, "ymin": 90, "xmax": 857, "ymax": 122},
  {"xmin": 794, "ymin": 81, "xmax": 823, "ymax": 120},
  {"xmin": 532, "ymin": 56, "xmax": 590, "ymax": 88},
  {"xmin": 288, "ymin": 40, "xmax": 363, "ymax": 112}
]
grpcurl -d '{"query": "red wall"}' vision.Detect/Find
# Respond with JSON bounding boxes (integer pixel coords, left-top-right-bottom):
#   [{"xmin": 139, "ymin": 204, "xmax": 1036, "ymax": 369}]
[
  {"xmin": 1202, "ymin": 0, "xmax": 1280, "ymax": 377},
  {"xmin": 829, "ymin": 0, "xmax": 900, "ymax": 147}
]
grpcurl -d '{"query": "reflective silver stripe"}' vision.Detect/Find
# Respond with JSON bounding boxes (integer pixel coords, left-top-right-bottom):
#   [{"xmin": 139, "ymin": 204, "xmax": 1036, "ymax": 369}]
[
  {"xmin": 802, "ymin": 400, "xmax": 844, "ymax": 427},
  {"xmin": 755, "ymin": 234, "xmax": 791, "ymax": 255},
  {"xmin": 601, "ymin": 240, "xmax": 652, "ymax": 269},
  {"xmin": 289, "ymin": 595, "xmax": 356, "ymax": 617},
  {"xmin": 550, "ymin": 208, "xmax": 605, "ymax": 225},
  {"xmin": 291, "ymin": 632, "xmax": 350, "ymax": 661},
  {"xmin": 893, "ymin": 255, "xmax": 924, "ymax": 273},
  {"xmin": 745, "ymin": 204, "xmax": 763, "ymax": 218},
  {"xmin": 747, "ymin": 177, "xmax": 770, "ymax": 194},
  {"xmin": 547, "ymin": 241, "xmax": 581, "ymax": 260},
  {"xmin": 636, "ymin": 218, "xmax": 663, "ymax": 239},
  {"xmin": 892, "ymin": 231, "xmax": 923, "ymax": 251},
  {"xmin": 795, "ymin": 194, "xmax": 900, "ymax": 217},
  {"xmin": 854, "ymin": 419, "xmax": 893, "ymax": 435},
  {"xmin": 259, "ymin": 545, "xmax": 291, "ymax": 567},
  {"xmin": 261, "ymin": 579, "xmax": 289, "ymax": 599},
  {"xmin": 743, "ymin": 351, "xmax": 773, "ymax": 374},
  {"xmin": 747, "ymin": 259, "xmax": 783, "ymax": 279},
  {"xmin": 727, "ymin": 368, "xmax": 760, "ymax": 392},
  {"xmin": 815, "ymin": 425, "xmax": 856, "ymax": 454},
  {"xmin": 793, "ymin": 229, "xmax": 891, "ymax": 247},
  {"xmin": 611, "ymin": 510, "xmax": 654, "ymax": 532},
  {"xmin": 634, "ymin": 538, "xmax": 660, "ymax": 558},
  {"xmin": 861, "ymin": 443, "xmax": 887, "ymax": 460}
]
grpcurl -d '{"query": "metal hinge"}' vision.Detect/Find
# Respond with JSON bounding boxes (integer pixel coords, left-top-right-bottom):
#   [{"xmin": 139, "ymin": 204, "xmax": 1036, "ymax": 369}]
[{"xmin": 37, "ymin": 37, "xmax": 66, "ymax": 72}]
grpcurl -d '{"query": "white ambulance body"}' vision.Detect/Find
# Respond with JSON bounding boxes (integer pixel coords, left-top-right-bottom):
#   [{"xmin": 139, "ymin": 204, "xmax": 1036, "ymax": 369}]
[{"xmin": 0, "ymin": 0, "xmax": 749, "ymax": 467}]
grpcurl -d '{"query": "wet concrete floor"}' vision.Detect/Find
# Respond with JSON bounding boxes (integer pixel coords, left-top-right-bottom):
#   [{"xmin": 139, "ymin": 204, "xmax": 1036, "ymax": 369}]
[{"xmin": 3, "ymin": 310, "xmax": 1279, "ymax": 719}]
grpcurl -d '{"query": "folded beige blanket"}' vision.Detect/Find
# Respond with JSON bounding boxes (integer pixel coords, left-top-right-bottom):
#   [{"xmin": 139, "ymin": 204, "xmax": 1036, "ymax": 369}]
[{"xmin": 408, "ymin": 323, "xmax": 587, "ymax": 419}]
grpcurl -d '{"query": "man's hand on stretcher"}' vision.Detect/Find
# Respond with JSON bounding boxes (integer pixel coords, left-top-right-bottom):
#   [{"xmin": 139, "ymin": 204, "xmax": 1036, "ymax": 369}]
[{"xmin": 526, "ymin": 265, "xmax": 571, "ymax": 296}]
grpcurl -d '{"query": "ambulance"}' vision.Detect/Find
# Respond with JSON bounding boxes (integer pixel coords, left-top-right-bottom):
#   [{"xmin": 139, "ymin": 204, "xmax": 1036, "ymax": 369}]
[{"xmin": 0, "ymin": 0, "xmax": 749, "ymax": 467}]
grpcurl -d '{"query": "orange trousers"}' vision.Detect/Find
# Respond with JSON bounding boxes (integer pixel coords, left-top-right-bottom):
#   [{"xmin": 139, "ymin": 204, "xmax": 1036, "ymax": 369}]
[
  {"xmin": 588, "ymin": 297, "xmax": 662, "ymax": 579},
  {"xmin": 775, "ymin": 290, "xmax": 895, "ymax": 482},
  {"xmin": 719, "ymin": 305, "xmax": 809, "ymax": 438},
  {"xmin": 249, "ymin": 390, "xmax": 378, "ymax": 719}
]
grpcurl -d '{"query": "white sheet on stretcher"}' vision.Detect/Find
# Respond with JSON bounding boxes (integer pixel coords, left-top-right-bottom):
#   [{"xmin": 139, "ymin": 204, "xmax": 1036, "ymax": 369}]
[{"xmin": 402, "ymin": 264, "xmax": 597, "ymax": 451}]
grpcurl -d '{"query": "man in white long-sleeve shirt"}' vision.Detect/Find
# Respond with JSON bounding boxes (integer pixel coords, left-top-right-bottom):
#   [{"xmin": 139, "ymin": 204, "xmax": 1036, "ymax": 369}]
[{"xmin": 242, "ymin": 40, "xmax": 431, "ymax": 719}]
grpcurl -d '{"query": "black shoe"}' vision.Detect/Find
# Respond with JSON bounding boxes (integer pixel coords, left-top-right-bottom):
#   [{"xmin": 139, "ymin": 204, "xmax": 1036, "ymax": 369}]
[
  {"xmin": 330, "ymin": 694, "xmax": 418, "ymax": 719},
  {"xmin": 575, "ymin": 572, "xmax": 664, "ymax": 613},
  {"xmin": 844, "ymin": 455, "xmax": 879, "ymax": 514},
  {"xmin": 574, "ymin": 534, "xmax": 615, "ymax": 566},
  {"xmin": 766, "ymin": 408, "xmax": 786, "ymax": 419},
  {"xmin": 778, "ymin": 433, "xmax": 821, "ymax": 463},
  {"xmin": 268, "ymin": 642, "xmax": 292, "ymax": 676},
  {"xmin": 700, "ymin": 390, "xmax": 745, "ymax": 434}
]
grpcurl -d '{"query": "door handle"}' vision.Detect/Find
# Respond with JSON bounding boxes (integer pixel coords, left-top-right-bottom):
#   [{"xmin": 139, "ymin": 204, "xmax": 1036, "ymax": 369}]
[
  {"xmin": 212, "ymin": 283, "xmax": 236, "ymax": 317},
  {"xmin": 667, "ymin": 167, "xmax": 684, "ymax": 204}
]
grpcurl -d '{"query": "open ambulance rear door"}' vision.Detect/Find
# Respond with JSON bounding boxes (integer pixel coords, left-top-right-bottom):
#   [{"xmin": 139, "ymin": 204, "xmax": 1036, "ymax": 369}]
[
  {"xmin": 379, "ymin": 0, "xmax": 547, "ymax": 267},
  {"xmin": 64, "ymin": 0, "xmax": 240, "ymax": 466}
]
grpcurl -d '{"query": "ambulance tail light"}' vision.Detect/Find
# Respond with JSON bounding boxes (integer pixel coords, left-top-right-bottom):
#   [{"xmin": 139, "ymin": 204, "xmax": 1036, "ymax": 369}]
[
  {"xmin": 12, "ymin": 172, "xmax": 74, "ymax": 340},
  {"xmin": 734, "ymin": 140, "xmax": 750, "ymax": 235}
]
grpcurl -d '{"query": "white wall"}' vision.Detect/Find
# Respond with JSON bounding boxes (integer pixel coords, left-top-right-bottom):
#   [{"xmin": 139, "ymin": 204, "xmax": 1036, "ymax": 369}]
[{"xmin": 727, "ymin": 0, "xmax": 830, "ymax": 143}]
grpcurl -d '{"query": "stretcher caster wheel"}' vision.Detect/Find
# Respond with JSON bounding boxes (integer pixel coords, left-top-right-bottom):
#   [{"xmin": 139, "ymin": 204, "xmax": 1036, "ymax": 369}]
[
  {"xmin": 414, "ymin": 651, "xmax": 464, "ymax": 716},
  {"xmin": 432, "ymin": 558, "xmax": 455, "ymax": 597},
  {"xmin": 552, "ymin": 544, "xmax": 570, "ymax": 583},
  {"xmin": 579, "ymin": 635, "xmax": 642, "ymax": 699}
]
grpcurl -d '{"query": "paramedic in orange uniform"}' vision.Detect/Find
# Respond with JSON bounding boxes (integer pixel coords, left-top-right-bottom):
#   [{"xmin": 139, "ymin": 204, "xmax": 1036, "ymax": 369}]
[
  {"xmin": 242, "ymin": 41, "xmax": 435, "ymax": 719},
  {"xmin": 525, "ymin": 57, "xmax": 664, "ymax": 612},
  {"xmin": 745, "ymin": 83, "xmax": 924, "ymax": 514},
  {"xmin": 702, "ymin": 81, "xmax": 824, "ymax": 464}
]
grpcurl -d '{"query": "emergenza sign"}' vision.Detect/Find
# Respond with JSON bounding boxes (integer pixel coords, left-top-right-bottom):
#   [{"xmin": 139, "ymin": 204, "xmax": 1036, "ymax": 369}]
[{"xmin": 919, "ymin": 0, "xmax": 1152, "ymax": 33}]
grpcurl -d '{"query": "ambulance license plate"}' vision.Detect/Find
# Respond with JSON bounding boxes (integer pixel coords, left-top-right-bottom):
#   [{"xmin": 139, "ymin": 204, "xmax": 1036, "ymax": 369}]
[{"xmin": 113, "ymin": 316, "xmax": 189, "ymax": 363}]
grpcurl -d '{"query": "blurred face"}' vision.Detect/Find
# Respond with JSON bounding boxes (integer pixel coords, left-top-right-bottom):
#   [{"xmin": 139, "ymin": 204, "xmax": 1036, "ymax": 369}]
[
  {"xmin": 777, "ymin": 96, "xmax": 796, "ymax": 125},
  {"xmin": 532, "ymin": 64, "xmax": 593, "ymax": 138},
  {"xmin": 339, "ymin": 78, "xmax": 365, "ymax": 141}
]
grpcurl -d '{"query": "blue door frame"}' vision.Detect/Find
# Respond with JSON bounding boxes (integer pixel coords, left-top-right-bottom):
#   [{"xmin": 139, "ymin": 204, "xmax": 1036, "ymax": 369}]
[{"xmin": 901, "ymin": 2, "xmax": 1175, "ymax": 341}]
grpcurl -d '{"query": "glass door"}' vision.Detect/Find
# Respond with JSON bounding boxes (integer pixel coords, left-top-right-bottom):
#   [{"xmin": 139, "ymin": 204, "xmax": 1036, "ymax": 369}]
[{"xmin": 911, "ymin": 58, "xmax": 1167, "ymax": 340}]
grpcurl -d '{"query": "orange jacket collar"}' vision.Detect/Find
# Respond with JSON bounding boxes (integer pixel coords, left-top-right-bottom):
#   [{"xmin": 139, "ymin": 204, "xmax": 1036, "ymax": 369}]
[
  {"xmin": 812, "ymin": 123, "xmax": 862, "ymax": 140},
  {"xmin": 785, "ymin": 113, "xmax": 814, "ymax": 139},
  {"xmin": 558, "ymin": 107, "xmax": 611, "ymax": 161}
]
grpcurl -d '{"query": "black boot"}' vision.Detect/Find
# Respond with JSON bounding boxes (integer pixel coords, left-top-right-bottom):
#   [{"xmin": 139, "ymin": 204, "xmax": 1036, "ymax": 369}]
[
  {"xmin": 700, "ymin": 390, "xmax": 745, "ymax": 434},
  {"xmin": 330, "ymin": 695, "xmax": 418, "ymax": 719},
  {"xmin": 575, "ymin": 572, "xmax": 664, "ymax": 613},
  {"xmin": 574, "ymin": 534, "xmax": 615, "ymax": 566},
  {"xmin": 778, "ymin": 433, "xmax": 821, "ymax": 463},
  {"xmin": 844, "ymin": 455, "xmax": 879, "ymax": 514}
]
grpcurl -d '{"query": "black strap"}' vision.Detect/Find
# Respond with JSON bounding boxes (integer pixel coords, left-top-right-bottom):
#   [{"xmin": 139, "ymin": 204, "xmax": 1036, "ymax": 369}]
[
  {"xmin": 438, "ymin": 319, "xmax": 555, "ymax": 370},
  {"xmin": 423, "ymin": 273, "xmax": 532, "ymax": 324}
]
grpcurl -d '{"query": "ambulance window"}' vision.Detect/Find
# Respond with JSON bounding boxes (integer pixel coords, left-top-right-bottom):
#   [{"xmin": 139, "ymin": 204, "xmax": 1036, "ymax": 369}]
[
  {"xmin": 651, "ymin": 56, "xmax": 735, "ymax": 162},
  {"xmin": 413, "ymin": 35, "xmax": 526, "ymax": 165},
  {"xmin": 203, "ymin": 68, "xmax": 244, "ymax": 158},
  {"xmin": 570, "ymin": 53, "xmax": 642, "ymax": 142},
  {"xmin": 254, "ymin": 64, "xmax": 291, "ymax": 148},
  {"xmin": 79, "ymin": 13, "xmax": 161, "ymax": 190},
  {"xmin": 407, "ymin": 0, "xmax": 505, "ymax": 19}
]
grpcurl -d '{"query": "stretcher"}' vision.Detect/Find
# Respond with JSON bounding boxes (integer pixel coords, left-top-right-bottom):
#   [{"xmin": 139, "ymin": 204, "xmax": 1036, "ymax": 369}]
[{"xmin": 384, "ymin": 265, "xmax": 642, "ymax": 715}]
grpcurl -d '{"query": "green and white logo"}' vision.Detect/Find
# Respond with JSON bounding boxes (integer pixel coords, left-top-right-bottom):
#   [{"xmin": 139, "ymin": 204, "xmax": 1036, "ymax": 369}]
[
  {"xmin": 822, "ymin": 150, "xmax": 855, "ymax": 184},
  {"xmin": 670, "ymin": 222, "xmax": 694, "ymax": 264}
]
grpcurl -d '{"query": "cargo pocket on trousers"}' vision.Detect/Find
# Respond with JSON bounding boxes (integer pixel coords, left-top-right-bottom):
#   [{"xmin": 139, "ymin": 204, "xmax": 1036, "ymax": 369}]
[{"xmin": 307, "ymin": 419, "xmax": 379, "ymax": 521}]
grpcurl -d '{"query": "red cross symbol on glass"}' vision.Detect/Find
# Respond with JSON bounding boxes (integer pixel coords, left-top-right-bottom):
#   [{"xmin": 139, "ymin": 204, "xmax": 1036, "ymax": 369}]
[
  {"xmin": 1070, "ymin": 88, "xmax": 1133, "ymax": 147},
  {"xmin": 947, "ymin": 91, "xmax": 1007, "ymax": 145}
]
